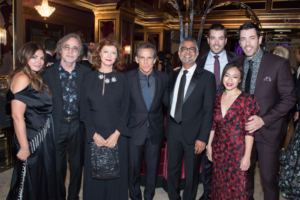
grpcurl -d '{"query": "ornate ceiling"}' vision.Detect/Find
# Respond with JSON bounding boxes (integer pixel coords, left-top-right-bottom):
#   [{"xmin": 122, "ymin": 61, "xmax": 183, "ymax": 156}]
[{"xmin": 48, "ymin": 0, "xmax": 300, "ymax": 39}]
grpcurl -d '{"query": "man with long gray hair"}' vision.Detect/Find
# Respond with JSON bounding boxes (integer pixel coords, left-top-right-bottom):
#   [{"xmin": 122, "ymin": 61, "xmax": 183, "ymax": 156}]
[{"xmin": 43, "ymin": 33, "xmax": 91, "ymax": 200}]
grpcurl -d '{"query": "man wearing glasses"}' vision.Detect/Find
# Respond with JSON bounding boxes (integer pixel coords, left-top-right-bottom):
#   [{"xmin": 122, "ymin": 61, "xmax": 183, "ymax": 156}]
[
  {"xmin": 166, "ymin": 37, "xmax": 216, "ymax": 200},
  {"xmin": 43, "ymin": 33, "xmax": 91, "ymax": 200}
]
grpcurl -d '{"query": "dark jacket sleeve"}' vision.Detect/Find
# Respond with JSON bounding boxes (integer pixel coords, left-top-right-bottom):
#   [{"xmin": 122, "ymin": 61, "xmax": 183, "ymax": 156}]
[
  {"xmin": 80, "ymin": 76, "xmax": 97, "ymax": 143},
  {"xmin": 261, "ymin": 59, "xmax": 297, "ymax": 128},
  {"xmin": 162, "ymin": 74, "xmax": 170, "ymax": 107},
  {"xmin": 116, "ymin": 74, "xmax": 130, "ymax": 137},
  {"xmin": 197, "ymin": 73, "xmax": 216, "ymax": 143}
]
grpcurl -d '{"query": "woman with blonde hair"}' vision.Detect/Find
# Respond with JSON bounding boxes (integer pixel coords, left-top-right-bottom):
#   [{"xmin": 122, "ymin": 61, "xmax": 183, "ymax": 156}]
[
  {"xmin": 80, "ymin": 39, "xmax": 130, "ymax": 200},
  {"xmin": 6, "ymin": 42, "xmax": 56, "ymax": 200},
  {"xmin": 273, "ymin": 46, "xmax": 289, "ymax": 59}
]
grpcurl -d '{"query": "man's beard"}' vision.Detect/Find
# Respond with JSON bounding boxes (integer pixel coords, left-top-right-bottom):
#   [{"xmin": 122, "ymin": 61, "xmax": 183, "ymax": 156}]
[{"xmin": 180, "ymin": 56, "xmax": 197, "ymax": 64}]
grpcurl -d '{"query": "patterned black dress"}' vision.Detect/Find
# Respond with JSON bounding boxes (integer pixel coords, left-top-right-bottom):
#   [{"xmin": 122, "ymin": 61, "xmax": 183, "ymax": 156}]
[
  {"xmin": 211, "ymin": 92, "xmax": 260, "ymax": 200},
  {"xmin": 6, "ymin": 83, "xmax": 57, "ymax": 200},
  {"xmin": 279, "ymin": 121, "xmax": 300, "ymax": 200}
]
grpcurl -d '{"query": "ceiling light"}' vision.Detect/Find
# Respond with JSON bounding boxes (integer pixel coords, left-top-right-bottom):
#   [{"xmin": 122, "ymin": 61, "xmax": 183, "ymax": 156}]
[{"xmin": 35, "ymin": 0, "xmax": 55, "ymax": 20}]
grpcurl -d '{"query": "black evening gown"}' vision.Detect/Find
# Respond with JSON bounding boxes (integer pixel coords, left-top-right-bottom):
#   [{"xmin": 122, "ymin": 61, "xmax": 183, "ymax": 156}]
[
  {"xmin": 80, "ymin": 71, "xmax": 130, "ymax": 200},
  {"xmin": 6, "ymin": 84, "xmax": 57, "ymax": 200}
]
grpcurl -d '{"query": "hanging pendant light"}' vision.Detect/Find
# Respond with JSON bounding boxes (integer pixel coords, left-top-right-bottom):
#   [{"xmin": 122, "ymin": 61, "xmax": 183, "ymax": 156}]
[{"xmin": 34, "ymin": 0, "xmax": 56, "ymax": 20}]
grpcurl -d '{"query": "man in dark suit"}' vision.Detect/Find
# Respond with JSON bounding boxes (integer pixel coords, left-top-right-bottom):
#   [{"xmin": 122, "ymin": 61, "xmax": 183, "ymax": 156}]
[
  {"xmin": 196, "ymin": 24, "xmax": 243, "ymax": 200},
  {"xmin": 236, "ymin": 23, "xmax": 296, "ymax": 200},
  {"xmin": 44, "ymin": 38, "xmax": 57, "ymax": 64},
  {"xmin": 80, "ymin": 45, "xmax": 92, "ymax": 68},
  {"xmin": 127, "ymin": 42, "xmax": 169, "ymax": 200},
  {"xmin": 43, "ymin": 33, "xmax": 91, "ymax": 200},
  {"xmin": 166, "ymin": 37, "xmax": 216, "ymax": 200}
]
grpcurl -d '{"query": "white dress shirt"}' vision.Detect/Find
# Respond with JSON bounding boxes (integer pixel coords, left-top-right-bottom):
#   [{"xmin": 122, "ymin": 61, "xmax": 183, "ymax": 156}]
[
  {"xmin": 204, "ymin": 50, "xmax": 228, "ymax": 80},
  {"xmin": 171, "ymin": 63, "xmax": 197, "ymax": 117}
]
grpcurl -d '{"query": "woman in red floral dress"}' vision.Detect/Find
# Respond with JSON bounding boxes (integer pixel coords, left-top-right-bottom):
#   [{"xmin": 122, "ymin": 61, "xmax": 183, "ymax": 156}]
[{"xmin": 206, "ymin": 62, "xmax": 260, "ymax": 200}]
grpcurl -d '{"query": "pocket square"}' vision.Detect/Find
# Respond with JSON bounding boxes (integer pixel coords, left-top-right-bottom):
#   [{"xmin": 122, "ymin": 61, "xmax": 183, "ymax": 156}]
[{"xmin": 263, "ymin": 76, "xmax": 271, "ymax": 82}]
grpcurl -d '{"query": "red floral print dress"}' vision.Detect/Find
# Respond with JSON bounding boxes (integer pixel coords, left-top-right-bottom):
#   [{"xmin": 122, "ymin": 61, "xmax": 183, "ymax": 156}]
[{"xmin": 211, "ymin": 92, "xmax": 260, "ymax": 200}]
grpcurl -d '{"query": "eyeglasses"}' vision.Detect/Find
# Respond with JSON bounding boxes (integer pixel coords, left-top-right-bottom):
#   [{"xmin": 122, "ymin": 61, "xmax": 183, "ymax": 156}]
[
  {"xmin": 180, "ymin": 47, "xmax": 197, "ymax": 53},
  {"xmin": 62, "ymin": 45, "xmax": 79, "ymax": 53}
]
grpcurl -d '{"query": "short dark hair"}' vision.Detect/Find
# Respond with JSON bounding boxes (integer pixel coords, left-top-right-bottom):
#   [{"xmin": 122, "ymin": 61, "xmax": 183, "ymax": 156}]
[
  {"xmin": 44, "ymin": 39, "xmax": 57, "ymax": 51},
  {"xmin": 208, "ymin": 24, "xmax": 227, "ymax": 38},
  {"xmin": 220, "ymin": 61, "xmax": 244, "ymax": 88},
  {"xmin": 82, "ymin": 45, "xmax": 88, "ymax": 57},
  {"xmin": 238, "ymin": 23, "xmax": 260, "ymax": 39},
  {"xmin": 136, "ymin": 42, "xmax": 157, "ymax": 58},
  {"xmin": 157, "ymin": 51, "xmax": 165, "ymax": 61}
]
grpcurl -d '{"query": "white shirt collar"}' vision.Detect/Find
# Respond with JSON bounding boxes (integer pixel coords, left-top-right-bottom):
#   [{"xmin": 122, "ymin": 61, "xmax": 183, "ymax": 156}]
[
  {"xmin": 208, "ymin": 49, "xmax": 226, "ymax": 60},
  {"xmin": 180, "ymin": 63, "xmax": 197, "ymax": 75}
]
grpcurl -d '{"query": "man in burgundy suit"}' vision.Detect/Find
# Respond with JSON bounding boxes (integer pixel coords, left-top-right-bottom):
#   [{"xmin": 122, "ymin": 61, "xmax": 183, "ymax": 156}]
[
  {"xmin": 236, "ymin": 22, "xmax": 296, "ymax": 200},
  {"xmin": 196, "ymin": 24, "xmax": 243, "ymax": 200}
]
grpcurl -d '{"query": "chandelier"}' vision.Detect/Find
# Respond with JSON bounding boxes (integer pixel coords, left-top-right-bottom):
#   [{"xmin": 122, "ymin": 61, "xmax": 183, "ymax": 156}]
[
  {"xmin": 0, "ymin": 27, "xmax": 7, "ymax": 45},
  {"xmin": 34, "ymin": 0, "xmax": 56, "ymax": 20}
]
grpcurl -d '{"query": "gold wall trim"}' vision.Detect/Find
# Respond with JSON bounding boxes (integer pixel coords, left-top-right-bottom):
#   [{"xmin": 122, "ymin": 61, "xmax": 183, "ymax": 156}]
[
  {"xmin": 271, "ymin": 0, "xmax": 300, "ymax": 10},
  {"xmin": 23, "ymin": 7, "xmax": 93, "ymax": 27},
  {"xmin": 49, "ymin": 0, "xmax": 117, "ymax": 10}
]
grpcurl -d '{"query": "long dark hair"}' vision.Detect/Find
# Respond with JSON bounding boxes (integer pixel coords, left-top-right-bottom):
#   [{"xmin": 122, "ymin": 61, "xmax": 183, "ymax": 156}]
[
  {"xmin": 220, "ymin": 61, "xmax": 244, "ymax": 89},
  {"xmin": 8, "ymin": 42, "xmax": 51, "ymax": 95}
]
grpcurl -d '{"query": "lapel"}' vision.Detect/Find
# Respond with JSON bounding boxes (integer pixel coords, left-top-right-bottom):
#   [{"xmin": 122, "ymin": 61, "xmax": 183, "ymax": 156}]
[
  {"xmin": 76, "ymin": 63, "xmax": 83, "ymax": 102},
  {"xmin": 134, "ymin": 68, "xmax": 148, "ymax": 111},
  {"xmin": 254, "ymin": 52, "xmax": 267, "ymax": 95},
  {"xmin": 226, "ymin": 50, "xmax": 235, "ymax": 62},
  {"xmin": 149, "ymin": 70, "xmax": 159, "ymax": 111},
  {"xmin": 197, "ymin": 52, "xmax": 208, "ymax": 69},
  {"xmin": 52, "ymin": 62, "xmax": 63, "ymax": 100},
  {"xmin": 170, "ymin": 69, "xmax": 180, "ymax": 107},
  {"xmin": 184, "ymin": 65, "xmax": 203, "ymax": 103}
]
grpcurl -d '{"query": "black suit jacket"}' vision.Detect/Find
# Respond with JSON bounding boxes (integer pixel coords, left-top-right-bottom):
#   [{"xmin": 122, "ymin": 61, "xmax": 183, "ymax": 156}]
[
  {"xmin": 46, "ymin": 52, "xmax": 56, "ymax": 64},
  {"xmin": 126, "ymin": 68, "xmax": 169, "ymax": 145},
  {"xmin": 42, "ymin": 61, "xmax": 92, "ymax": 142},
  {"xmin": 80, "ymin": 60, "xmax": 92, "ymax": 68},
  {"xmin": 236, "ymin": 52, "xmax": 296, "ymax": 143},
  {"xmin": 165, "ymin": 65, "xmax": 216, "ymax": 145}
]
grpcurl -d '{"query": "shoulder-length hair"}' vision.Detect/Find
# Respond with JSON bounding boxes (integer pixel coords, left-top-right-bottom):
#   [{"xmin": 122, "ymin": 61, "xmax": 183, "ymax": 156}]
[
  {"xmin": 56, "ymin": 33, "xmax": 83, "ymax": 62},
  {"xmin": 92, "ymin": 39, "xmax": 123, "ymax": 72},
  {"xmin": 220, "ymin": 61, "xmax": 244, "ymax": 89},
  {"xmin": 8, "ymin": 42, "xmax": 51, "ymax": 95}
]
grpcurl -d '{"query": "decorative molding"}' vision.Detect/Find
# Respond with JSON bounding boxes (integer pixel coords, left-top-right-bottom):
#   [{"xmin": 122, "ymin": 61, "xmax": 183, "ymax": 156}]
[{"xmin": 23, "ymin": 7, "xmax": 93, "ymax": 27}]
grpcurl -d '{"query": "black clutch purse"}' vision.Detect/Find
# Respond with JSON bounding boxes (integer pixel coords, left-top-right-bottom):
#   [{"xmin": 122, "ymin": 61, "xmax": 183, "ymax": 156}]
[{"xmin": 90, "ymin": 142, "xmax": 120, "ymax": 180}]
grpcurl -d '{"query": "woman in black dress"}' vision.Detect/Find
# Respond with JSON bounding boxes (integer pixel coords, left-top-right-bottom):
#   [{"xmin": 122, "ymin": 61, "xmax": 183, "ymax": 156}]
[
  {"xmin": 7, "ymin": 42, "xmax": 56, "ymax": 200},
  {"xmin": 80, "ymin": 39, "xmax": 130, "ymax": 200}
]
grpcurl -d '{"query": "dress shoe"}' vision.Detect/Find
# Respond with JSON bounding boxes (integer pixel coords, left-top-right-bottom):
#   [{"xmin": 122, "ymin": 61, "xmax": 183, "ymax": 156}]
[{"xmin": 198, "ymin": 193, "xmax": 210, "ymax": 200}]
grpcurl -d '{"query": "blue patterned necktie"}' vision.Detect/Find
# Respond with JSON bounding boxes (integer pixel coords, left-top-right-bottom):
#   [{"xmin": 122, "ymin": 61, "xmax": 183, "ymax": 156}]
[{"xmin": 143, "ymin": 75, "xmax": 151, "ymax": 111}]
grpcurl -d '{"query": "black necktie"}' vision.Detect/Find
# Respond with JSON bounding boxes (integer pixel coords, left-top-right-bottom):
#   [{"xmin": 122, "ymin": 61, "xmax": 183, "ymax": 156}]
[
  {"xmin": 245, "ymin": 60, "xmax": 253, "ymax": 93},
  {"xmin": 143, "ymin": 75, "xmax": 151, "ymax": 111},
  {"xmin": 174, "ymin": 70, "xmax": 188, "ymax": 123}
]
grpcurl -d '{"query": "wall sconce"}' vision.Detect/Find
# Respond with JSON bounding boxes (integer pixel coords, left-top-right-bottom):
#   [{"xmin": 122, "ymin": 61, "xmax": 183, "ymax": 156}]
[
  {"xmin": 0, "ymin": 27, "xmax": 7, "ymax": 66},
  {"xmin": 125, "ymin": 45, "xmax": 131, "ymax": 54},
  {"xmin": 35, "ymin": 0, "xmax": 56, "ymax": 20}
]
